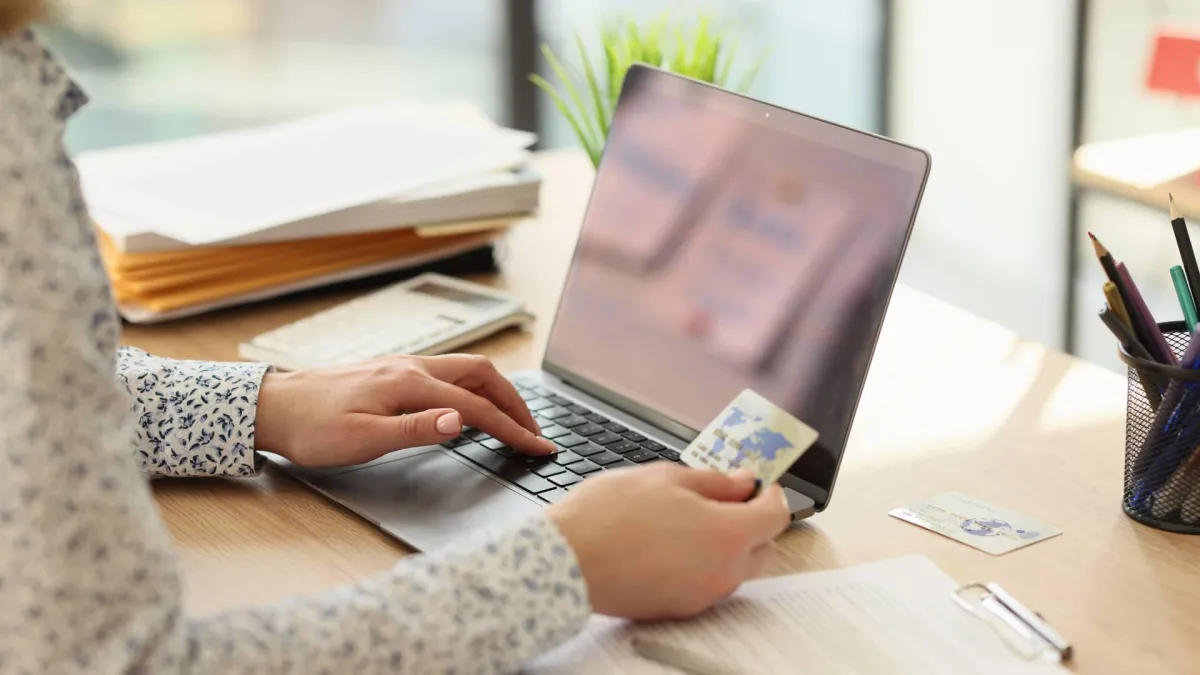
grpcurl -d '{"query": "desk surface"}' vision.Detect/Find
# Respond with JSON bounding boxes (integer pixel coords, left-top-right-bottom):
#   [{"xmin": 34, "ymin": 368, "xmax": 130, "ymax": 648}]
[{"xmin": 125, "ymin": 151, "xmax": 1200, "ymax": 673}]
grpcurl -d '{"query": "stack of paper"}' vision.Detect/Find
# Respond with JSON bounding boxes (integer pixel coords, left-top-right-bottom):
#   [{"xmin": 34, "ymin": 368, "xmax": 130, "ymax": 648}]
[{"xmin": 76, "ymin": 102, "xmax": 541, "ymax": 322}]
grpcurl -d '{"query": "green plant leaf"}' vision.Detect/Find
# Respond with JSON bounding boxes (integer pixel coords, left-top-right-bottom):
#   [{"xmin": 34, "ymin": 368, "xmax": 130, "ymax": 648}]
[
  {"xmin": 540, "ymin": 43, "xmax": 601, "ymax": 147},
  {"xmin": 575, "ymin": 33, "xmax": 612, "ymax": 140},
  {"xmin": 529, "ymin": 72, "xmax": 601, "ymax": 166}
]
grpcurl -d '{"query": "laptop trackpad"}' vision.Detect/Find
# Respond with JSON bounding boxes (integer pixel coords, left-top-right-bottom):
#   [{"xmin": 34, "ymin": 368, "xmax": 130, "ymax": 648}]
[{"xmin": 303, "ymin": 448, "xmax": 543, "ymax": 551}]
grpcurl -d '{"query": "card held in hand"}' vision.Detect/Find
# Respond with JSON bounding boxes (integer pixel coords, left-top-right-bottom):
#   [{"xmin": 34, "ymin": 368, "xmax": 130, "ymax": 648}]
[{"xmin": 681, "ymin": 389, "xmax": 818, "ymax": 484}]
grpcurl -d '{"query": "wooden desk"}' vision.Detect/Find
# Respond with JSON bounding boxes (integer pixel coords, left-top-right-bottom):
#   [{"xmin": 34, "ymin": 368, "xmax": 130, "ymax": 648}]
[{"xmin": 126, "ymin": 151, "xmax": 1200, "ymax": 674}]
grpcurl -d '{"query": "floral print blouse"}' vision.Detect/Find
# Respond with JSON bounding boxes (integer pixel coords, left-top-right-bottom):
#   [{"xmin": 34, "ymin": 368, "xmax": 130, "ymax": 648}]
[{"xmin": 0, "ymin": 28, "xmax": 589, "ymax": 674}]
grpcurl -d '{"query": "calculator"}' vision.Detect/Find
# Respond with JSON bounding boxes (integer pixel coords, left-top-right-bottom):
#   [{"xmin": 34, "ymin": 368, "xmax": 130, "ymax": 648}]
[{"xmin": 238, "ymin": 273, "xmax": 533, "ymax": 371}]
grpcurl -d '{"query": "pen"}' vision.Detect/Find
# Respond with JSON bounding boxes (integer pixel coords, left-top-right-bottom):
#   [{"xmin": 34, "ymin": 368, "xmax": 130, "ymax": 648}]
[
  {"xmin": 631, "ymin": 637, "xmax": 750, "ymax": 675},
  {"xmin": 1171, "ymin": 265, "xmax": 1199, "ymax": 332},
  {"xmin": 1132, "ymin": 329, "xmax": 1200, "ymax": 478},
  {"xmin": 1170, "ymin": 193, "xmax": 1200, "ymax": 319}
]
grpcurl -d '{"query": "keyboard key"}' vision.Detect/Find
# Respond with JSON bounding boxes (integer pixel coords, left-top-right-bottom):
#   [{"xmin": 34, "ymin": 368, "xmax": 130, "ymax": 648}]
[
  {"xmin": 584, "ymin": 413, "xmax": 609, "ymax": 424},
  {"xmin": 572, "ymin": 442, "xmax": 607, "ymax": 457},
  {"xmin": 557, "ymin": 415, "xmax": 588, "ymax": 428},
  {"xmin": 567, "ymin": 404, "xmax": 590, "ymax": 415},
  {"xmin": 525, "ymin": 398, "xmax": 554, "ymax": 411},
  {"xmin": 641, "ymin": 440, "xmax": 665, "ymax": 452},
  {"xmin": 569, "ymin": 460, "xmax": 603, "ymax": 475},
  {"xmin": 541, "ymin": 425, "xmax": 571, "ymax": 439},
  {"xmin": 603, "ymin": 422, "xmax": 628, "ymax": 433},
  {"xmin": 465, "ymin": 429, "xmax": 489, "ymax": 441},
  {"xmin": 622, "ymin": 432, "xmax": 647, "ymax": 443},
  {"xmin": 658, "ymin": 449, "xmax": 682, "ymax": 462},
  {"xmin": 552, "ymin": 450, "xmax": 584, "ymax": 466},
  {"xmin": 457, "ymin": 444, "xmax": 510, "ymax": 472},
  {"xmin": 481, "ymin": 438, "xmax": 508, "ymax": 451},
  {"xmin": 606, "ymin": 440, "xmax": 640, "ymax": 454},
  {"xmin": 493, "ymin": 446, "xmax": 516, "ymax": 458},
  {"xmin": 530, "ymin": 386, "xmax": 551, "ymax": 396},
  {"xmin": 509, "ymin": 473, "xmax": 557, "ymax": 494},
  {"xmin": 541, "ymin": 407, "xmax": 570, "ymax": 419},
  {"xmin": 539, "ymin": 488, "xmax": 572, "ymax": 504},
  {"xmin": 534, "ymin": 417, "xmax": 555, "ymax": 429},
  {"xmin": 442, "ymin": 436, "xmax": 474, "ymax": 448},
  {"xmin": 548, "ymin": 395, "xmax": 571, "ymax": 406},
  {"xmin": 590, "ymin": 431, "xmax": 622, "ymax": 446},
  {"xmin": 555, "ymin": 434, "xmax": 588, "ymax": 448},
  {"xmin": 550, "ymin": 472, "xmax": 583, "ymax": 487},
  {"xmin": 611, "ymin": 459, "xmax": 638, "ymax": 470},
  {"xmin": 573, "ymin": 423, "xmax": 605, "ymax": 437},
  {"xmin": 533, "ymin": 463, "xmax": 566, "ymax": 477},
  {"xmin": 518, "ymin": 390, "xmax": 538, "ymax": 402},
  {"xmin": 590, "ymin": 450, "xmax": 625, "ymax": 466},
  {"xmin": 624, "ymin": 448, "xmax": 659, "ymax": 463}
]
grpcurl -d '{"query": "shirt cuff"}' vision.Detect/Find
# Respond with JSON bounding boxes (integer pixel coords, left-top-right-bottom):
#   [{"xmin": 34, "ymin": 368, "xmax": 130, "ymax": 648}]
[
  {"xmin": 402, "ymin": 513, "xmax": 593, "ymax": 670},
  {"xmin": 120, "ymin": 347, "xmax": 270, "ymax": 478}
]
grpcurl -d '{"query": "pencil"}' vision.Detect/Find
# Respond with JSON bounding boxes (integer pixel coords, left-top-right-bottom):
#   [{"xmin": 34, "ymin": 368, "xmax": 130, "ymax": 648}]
[
  {"xmin": 1089, "ymin": 233, "xmax": 1148, "ymax": 346},
  {"xmin": 1172, "ymin": 265, "xmax": 1200, "ymax": 332},
  {"xmin": 1103, "ymin": 280, "xmax": 1133, "ymax": 330},
  {"xmin": 1088, "ymin": 232, "xmax": 1122, "ymax": 285},
  {"xmin": 1101, "ymin": 306, "xmax": 1162, "ymax": 408},
  {"xmin": 1117, "ymin": 262, "xmax": 1177, "ymax": 365},
  {"xmin": 1170, "ymin": 193, "xmax": 1200, "ymax": 320}
]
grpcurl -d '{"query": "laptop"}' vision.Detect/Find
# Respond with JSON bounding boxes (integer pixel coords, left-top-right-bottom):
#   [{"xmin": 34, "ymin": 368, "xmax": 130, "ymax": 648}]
[{"xmin": 270, "ymin": 65, "xmax": 931, "ymax": 552}]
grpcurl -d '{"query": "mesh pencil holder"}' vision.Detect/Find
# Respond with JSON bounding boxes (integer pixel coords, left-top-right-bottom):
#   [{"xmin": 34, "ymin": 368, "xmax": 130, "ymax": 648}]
[{"xmin": 1119, "ymin": 321, "xmax": 1200, "ymax": 534}]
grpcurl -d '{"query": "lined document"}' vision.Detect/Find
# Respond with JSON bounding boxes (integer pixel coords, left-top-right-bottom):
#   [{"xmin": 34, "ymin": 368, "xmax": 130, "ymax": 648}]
[{"xmin": 524, "ymin": 556, "xmax": 1067, "ymax": 674}]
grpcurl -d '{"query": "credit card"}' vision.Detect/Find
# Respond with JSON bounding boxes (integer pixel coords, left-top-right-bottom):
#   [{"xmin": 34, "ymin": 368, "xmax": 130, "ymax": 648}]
[
  {"xmin": 681, "ymin": 389, "xmax": 818, "ymax": 484},
  {"xmin": 889, "ymin": 492, "xmax": 1063, "ymax": 556}
]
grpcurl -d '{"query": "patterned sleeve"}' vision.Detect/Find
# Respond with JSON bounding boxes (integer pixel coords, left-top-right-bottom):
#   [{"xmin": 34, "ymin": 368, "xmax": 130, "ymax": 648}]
[
  {"xmin": 0, "ymin": 29, "xmax": 593, "ymax": 674},
  {"xmin": 115, "ymin": 347, "xmax": 269, "ymax": 478}
]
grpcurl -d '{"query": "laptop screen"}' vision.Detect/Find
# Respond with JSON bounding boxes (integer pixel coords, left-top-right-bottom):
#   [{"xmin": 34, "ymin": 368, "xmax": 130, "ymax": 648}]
[{"xmin": 543, "ymin": 66, "xmax": 930, "ymax": 508}]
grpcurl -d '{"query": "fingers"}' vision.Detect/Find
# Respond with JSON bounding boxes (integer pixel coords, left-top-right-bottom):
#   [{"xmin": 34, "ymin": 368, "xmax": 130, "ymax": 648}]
[
  {"xmin": 719, "ymin": 483, "xmax": 793, "ymax": 545},
  {"xmin": 420, "ymin": 355, "xmax": 541, "ymax": 435},
  {"xmin": 670, "ymin": 466, "xmax": 758, "ymax": 503},
  {"xmin": 414, "ymin": 376, "xmax": 556, "ymax": 455},
  {"xmin": 349, "ymin": 409, "xmax": 461, "ymax": 459},
  {"xmin": 744, "ymin": 541, "xmax": 775, "ymax": 578}
]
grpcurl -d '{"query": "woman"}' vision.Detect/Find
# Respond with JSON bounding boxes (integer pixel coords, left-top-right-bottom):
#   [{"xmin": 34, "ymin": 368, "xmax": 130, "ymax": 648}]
[{"xmin": 0, "ymin": 5, "xmax": 791, "ymax": 674}]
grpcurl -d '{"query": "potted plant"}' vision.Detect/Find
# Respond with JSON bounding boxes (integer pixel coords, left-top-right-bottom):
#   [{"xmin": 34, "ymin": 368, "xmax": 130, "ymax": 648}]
[{"xmin": 531, "ymin": 11, "xmax": 765, "ymax": 167}]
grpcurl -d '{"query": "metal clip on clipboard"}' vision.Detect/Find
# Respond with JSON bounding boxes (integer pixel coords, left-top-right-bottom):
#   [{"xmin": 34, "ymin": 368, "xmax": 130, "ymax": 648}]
[{"xmin": 953, "ymin": 582, "xmax": 1073, "ymax": 663}]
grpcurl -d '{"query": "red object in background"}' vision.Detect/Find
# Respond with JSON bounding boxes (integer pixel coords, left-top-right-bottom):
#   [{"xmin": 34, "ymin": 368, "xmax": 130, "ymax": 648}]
[{"xmin": 1146, "ymin": 32, "xmax": 1200, "ymax": 97}]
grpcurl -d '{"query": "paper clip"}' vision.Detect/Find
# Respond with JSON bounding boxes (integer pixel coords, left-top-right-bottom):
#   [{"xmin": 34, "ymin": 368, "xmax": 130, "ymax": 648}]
[{"xmin": 952, "ymin": 582, "xmax": 1073, "ymax": 663}]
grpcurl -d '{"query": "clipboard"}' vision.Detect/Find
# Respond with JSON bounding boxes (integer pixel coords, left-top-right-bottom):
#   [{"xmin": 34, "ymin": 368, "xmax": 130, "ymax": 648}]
[{"xmin": 952, "ymin": 582, "xmax": 1073, "ymax": 663}]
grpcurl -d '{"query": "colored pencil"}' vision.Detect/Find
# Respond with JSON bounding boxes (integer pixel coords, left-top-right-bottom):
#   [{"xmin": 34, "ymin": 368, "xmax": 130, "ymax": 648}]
[
  {"xmin": 1172, "ymin": 265, "xmax": 1200, "ymax": 332},
  {"xmin": 1103, "ymin": 280, "xmax": 1133, "ymax": 331},
  {"xmin": 1170, "ymin": 193, "xmax": 1200, "ymax": 320},
  {"xmin": 1117, "ymin": 262, "xmax": 1177, "ymax": 365}
]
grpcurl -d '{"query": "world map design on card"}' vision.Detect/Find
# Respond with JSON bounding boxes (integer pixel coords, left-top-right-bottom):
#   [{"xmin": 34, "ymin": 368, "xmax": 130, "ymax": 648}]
[{"xmin": 681, "ymin": 389, "xmax": 818, "ymax": 484}]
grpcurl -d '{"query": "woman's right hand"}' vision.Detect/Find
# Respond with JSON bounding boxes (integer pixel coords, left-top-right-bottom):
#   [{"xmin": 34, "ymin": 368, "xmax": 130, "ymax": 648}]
[{"xmin": 546, "ymin": 463, "xmax": 791, "ymax": 620}]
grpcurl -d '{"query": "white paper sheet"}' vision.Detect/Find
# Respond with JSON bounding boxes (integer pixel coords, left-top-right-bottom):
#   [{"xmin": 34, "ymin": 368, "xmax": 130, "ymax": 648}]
[
  {"xmin": 76, "ymin": 103, "xmax": 534, "ymax": 246},
  {"xmin": 524, "ymin": 556, "xmax": 1067, "ymax": 675}
]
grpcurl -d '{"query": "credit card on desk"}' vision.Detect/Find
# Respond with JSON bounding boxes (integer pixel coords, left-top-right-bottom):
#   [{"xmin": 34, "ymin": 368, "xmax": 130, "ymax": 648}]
[
  {"xmin": 681, "ymin": 389, "xmax": 818, "ymax": 484},
  {"xmin": 889, "ymin": 492, "xmax": 1063, "ymax": 556}
]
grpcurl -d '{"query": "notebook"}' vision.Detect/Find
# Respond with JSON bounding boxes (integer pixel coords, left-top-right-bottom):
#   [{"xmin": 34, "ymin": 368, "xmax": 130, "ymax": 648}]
[{"xmin": 524, "ymin": 556, "xmax": 1068, "ymax": 675}]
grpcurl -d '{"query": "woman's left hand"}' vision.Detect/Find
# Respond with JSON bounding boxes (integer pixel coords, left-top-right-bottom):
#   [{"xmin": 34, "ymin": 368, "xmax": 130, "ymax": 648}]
[{"xmin": 253, "ymin": 354, "xmax": 556, "ymax": 468}]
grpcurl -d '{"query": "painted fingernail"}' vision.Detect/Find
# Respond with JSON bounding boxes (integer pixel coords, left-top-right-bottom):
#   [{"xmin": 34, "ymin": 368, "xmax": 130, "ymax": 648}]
[{"xmin": 435, "ymin": 411, "xmax": 462, "ymax": 434}]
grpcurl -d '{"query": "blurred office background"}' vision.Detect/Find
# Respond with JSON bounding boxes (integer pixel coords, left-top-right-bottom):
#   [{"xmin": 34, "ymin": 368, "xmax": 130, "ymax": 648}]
[{"xmin": 41, "ymin": 0, "xmax": 1200, "ymax": 372}]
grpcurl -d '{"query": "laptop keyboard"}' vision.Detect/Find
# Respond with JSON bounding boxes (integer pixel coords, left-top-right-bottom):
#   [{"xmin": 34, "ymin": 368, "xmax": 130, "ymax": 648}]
[{"xmin": 440, "ymin": 379, "xmax": 684, "ymax": 504}]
